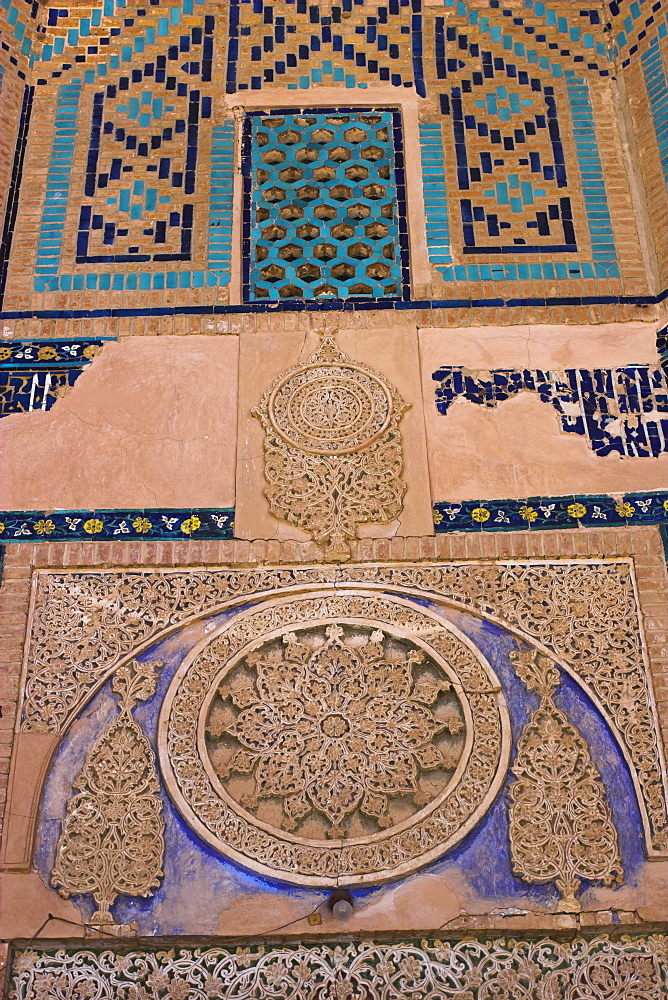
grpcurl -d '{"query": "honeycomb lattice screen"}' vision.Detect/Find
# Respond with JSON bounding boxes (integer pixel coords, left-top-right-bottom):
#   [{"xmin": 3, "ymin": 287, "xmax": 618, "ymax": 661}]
[{"xmin": 242, "ymin": 108, "xmax": 409, "ymax": 302}]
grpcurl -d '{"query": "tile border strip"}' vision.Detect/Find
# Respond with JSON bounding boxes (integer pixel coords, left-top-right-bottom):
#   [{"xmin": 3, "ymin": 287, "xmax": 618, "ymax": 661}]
[
  {"xmin": 0, "ymin": 495, "xmax": 667, "ymax": 543},
  {"xmin": 433, "ymin": 491, "xmax": 668, "ymax": 532},
  {"xmin": 1, "ymin": 288, "xmax": 668, "ymax": 321},
  {"xmin": 0, "ymin": 508, "xmax": 234, "ymax": 542}
]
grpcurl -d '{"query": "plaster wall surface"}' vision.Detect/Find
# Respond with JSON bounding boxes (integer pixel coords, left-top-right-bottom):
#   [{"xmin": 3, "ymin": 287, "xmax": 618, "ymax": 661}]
[{"xmin": 0, "ymin": 336, "xmax": 239, "ymax": 510}]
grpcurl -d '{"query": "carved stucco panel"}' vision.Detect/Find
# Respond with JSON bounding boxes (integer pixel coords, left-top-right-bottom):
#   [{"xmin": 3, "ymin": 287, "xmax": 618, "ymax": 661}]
[
  {"xmin": 17, "ymin": 560, "xmax": 668, "ymax": 855},
  {"xmin": 251, "ymin": 335, "xmax": 410, "ymax": 561},
  {"xmin": 10, "ymin": 937, "xmax": 668, "ymax": 1000},
  {"xmin": 158, "ymin": 591, "xmax": 510, "ymax": 885}
]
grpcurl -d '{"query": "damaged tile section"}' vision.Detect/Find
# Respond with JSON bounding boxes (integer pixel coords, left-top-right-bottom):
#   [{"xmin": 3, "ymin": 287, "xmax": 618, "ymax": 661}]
[
  {"xmin": 0, "ymin": 338, "xmax": 112, "ymax": 417},
  {"xmin": 432, "ymin": 365, "xmax": 668, "ymax": 458}
]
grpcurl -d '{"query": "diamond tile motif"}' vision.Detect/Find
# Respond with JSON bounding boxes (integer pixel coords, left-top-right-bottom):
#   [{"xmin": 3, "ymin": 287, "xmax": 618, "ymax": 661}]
[{"xmin": 243, "ymin": 109, "xmax": 406, "ymax": 301}]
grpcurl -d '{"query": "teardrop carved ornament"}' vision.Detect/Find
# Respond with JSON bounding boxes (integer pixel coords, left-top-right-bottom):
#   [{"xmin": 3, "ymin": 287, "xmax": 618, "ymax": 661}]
[
  {"xmin": 508, "ymin": 650, "xmax": 623, "ymax": 912},
  {"xmin": 50, "ymin": 660, "xmax": 165, "ymax": 927},
  {"xmin": 252, "ymin": 335, "xmax": 409, "ymax": 561}
]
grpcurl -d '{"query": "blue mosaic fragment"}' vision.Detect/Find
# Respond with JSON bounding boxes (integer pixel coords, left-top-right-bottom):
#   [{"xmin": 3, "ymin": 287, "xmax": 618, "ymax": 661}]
[{"xmin": 431, "ymin": 364, "xmax": 668, "ymax": 458}]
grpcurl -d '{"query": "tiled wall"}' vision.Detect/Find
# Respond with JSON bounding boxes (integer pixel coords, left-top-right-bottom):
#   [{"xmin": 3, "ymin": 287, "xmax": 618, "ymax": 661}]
[
  {"xmin": 226, "ymin": 0, "xmax": 422, "ymax": 94},
  {"xmin": 0, "ymin": 0, "xmax": 666, "ymax": 326},
  {"xmin": 610, "ymin": 0, "xmax": 668, "ymax": 287},
  {"xmin": 0, "ymin": 0, "xmax": 37, "ymax": 292}
]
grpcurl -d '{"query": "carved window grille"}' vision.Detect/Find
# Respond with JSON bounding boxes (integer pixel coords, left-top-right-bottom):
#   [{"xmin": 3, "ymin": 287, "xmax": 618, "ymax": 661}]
[{"xmin": 242, "ymin": 108, "xmax": 408, "ymax": 302}]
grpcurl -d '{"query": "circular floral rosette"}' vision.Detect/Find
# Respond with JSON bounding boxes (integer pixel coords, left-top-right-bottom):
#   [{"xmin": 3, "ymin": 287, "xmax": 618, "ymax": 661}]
[
  {"xmin": 159, "ymin": 592, "xmax": 510, "ymax": 885},
  {"xmin": 268, "ymin": 363, "xmax": 393, "ymax": 455}
]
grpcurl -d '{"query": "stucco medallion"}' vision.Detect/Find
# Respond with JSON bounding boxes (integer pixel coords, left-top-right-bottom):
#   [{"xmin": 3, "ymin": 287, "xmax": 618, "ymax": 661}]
[
  {"xmin": 252, "ymin": 335, "xmax": 409, "ymax": 560},
  {"xmin": 158, "ymin": 591, "xmax": 510, "ymax": 885}
]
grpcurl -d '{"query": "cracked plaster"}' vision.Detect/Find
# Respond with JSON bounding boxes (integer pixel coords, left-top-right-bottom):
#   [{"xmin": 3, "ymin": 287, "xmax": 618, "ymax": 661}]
[{"xmin": 0, "ymin": 336, "xmax": 239, "ymax": 510}]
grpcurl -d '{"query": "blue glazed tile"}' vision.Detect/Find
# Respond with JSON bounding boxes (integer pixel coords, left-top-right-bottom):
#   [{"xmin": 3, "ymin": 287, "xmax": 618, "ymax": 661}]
[
  {"xmin": 433, "ymin": 491, "xmax": 668, "ymax": 535},
  {"xmin": 0, "ymin": 507, "xmax": 236, "ymax": 542},
  {"xmin": 0, "ymin": 339, "xmax": 112, "ymax": 418},
  {"xmin": 242, "ymin": 107, "xmax": 409, "ymax": 304}
]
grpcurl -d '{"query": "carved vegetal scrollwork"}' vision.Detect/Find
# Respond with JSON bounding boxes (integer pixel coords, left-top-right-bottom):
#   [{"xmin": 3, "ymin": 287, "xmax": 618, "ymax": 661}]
[
  {"xmin": 19, "ymin": 561, "xmax": 668, "ymax": 856},
  {"xmin": 508, "ymin": 650, "xmax": 623, "ymax": 912},
  {"xmin": 21, "ymin": 567, "xmax": 335, "ymax": 734},
  {"xmin": 50, "ymin": 660, "xmax": 165, "ymax": 926},
  {"xmin": 208, "ymin": 621, "xmax": 464, "ymax": 840},
  {"xmin": 251, "ymin": 335, "xmax": 409, "ymax": 560},
  {"xmin": 10, "ymin": 936, "xmax": 667, "ymax": 1000},
  {"xmin": 159, "ymin": 591, "xmax": 510, "ymax": 885}
]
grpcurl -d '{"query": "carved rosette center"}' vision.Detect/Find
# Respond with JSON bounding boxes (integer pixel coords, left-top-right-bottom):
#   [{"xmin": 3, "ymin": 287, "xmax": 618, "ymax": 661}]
[
  {"xmin": 206, "ymin": 621, "xmax": 466, "ymax": 840},
  {"xmin": 320, "ymin": 714, "xmax": 350, "ymax": 738},
  {"xmin": 158, "ymin": 591, "xmax": 511, "ymax": 885}
]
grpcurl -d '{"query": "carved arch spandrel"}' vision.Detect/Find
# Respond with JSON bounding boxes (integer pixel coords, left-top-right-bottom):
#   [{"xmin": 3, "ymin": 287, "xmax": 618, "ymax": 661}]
[{"xmin": 5, "ymin": 560, "xmax": 667, "ymax": 873}]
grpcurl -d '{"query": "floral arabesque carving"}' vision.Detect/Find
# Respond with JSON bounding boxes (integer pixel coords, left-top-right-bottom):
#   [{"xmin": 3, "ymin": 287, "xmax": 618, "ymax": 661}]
[
  {"xmin": 21, "ymin": 566, "xmax": 335, "ymax": 734},
  {"xmin": 160, "ymin": 592, "xmax": 509, "ymax": 885},
  {"xmin": 10, "ymin": 937, "xmax": 667, "ymax": 1000},
  {"xmin": 508, "ymin": 650, "xmax": 623, "ymax": 912},
  {"xmin": 208, "ymin": 622, "xmax": 464, "ymax": 839},
  {"xmin": 346, "ymin": 560, "xmax": 668, "ymax": 855},
  {"xmin": 251, "ymin": 335, "xmax": 409, "ymax": 561},
  {"xmin": 19, "ymin": 560, "xmax": 668, "ymax": 855},
  {"xmin": 50, "ymin": 660, "xmax": 165, "ymax": 926}
]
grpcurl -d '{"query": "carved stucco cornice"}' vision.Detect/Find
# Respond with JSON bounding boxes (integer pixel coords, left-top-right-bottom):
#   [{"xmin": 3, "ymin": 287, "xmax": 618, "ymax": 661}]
[
  {"xmin": 9, "ymin": 936, "xmax": 668, "ymax": 999},
  {"xmin": 15, "ymin": 560, "xmax": 668, "ymax": 857}
]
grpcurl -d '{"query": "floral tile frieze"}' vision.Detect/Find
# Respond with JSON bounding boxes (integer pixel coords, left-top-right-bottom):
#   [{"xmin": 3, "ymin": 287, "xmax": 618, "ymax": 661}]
[
  {"xmin": 0, "ymin": 508, "xmax": 234, "ymax": 541},
  {"xmin": 433, "ymin": 491, "xmax": 668, "ymax": 532}
]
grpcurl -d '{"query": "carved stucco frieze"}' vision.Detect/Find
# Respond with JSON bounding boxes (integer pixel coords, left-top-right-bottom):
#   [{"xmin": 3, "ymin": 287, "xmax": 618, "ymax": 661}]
[
  {"xmin": 158, "ymin": 591, "xmax": 510, "ymax": 884},
  {"xmin": 251, "ymin": 335, "xmax": 409, "ymax": 560},
  {"xmin": 18, "ymin": 561, "xmax": 668, "ymax": 855},
  {"xmin": 10, "ymin": 937, "xmax": 668, "ymax": 1000}
]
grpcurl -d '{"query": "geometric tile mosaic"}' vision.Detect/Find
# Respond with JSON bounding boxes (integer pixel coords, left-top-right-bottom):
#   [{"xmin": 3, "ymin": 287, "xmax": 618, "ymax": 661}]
[
  {"xmin": 432, "ymin": 365, "xmax": 668, "ymax": 458},
  {"xmin": 422, "ymin": 63, "xmax": 619, "ymax": 282},
  {"xmin": 641, "ymin": 30, "xmax": 668, "ymax": 188},
  {"xmin": 225, "ymin": 0, "xmax": 424, "ymax": 95},
  {"xmin": 0, "ymin": 0, "xmax": 665, "ymax": 314},
  {"xmin": 30, "ymin": 0, "xmax": 232, "ymax": 294},
  {"xmin": 243, "ymin": 108, "xmax": 407, "ymax": 301}
]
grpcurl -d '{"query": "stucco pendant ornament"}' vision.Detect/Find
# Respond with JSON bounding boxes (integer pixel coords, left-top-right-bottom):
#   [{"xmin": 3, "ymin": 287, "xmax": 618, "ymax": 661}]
[
  {"xmin": 252, "ymin": 334, "xmax": 409, "ymax": 561},
  {"xmin": 508, "ymin": 650, "xmax": 623, "ymax": 912},
  {"xmin": 51, "ymin": 660, "xmax": 165, "ymax": 932}
]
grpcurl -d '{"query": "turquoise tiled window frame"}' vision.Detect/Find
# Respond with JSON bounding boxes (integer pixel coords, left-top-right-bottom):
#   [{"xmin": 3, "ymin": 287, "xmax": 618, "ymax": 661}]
[{"xmin": 243, "ymin": 109, "xmax": 405, "ymax": 303}]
